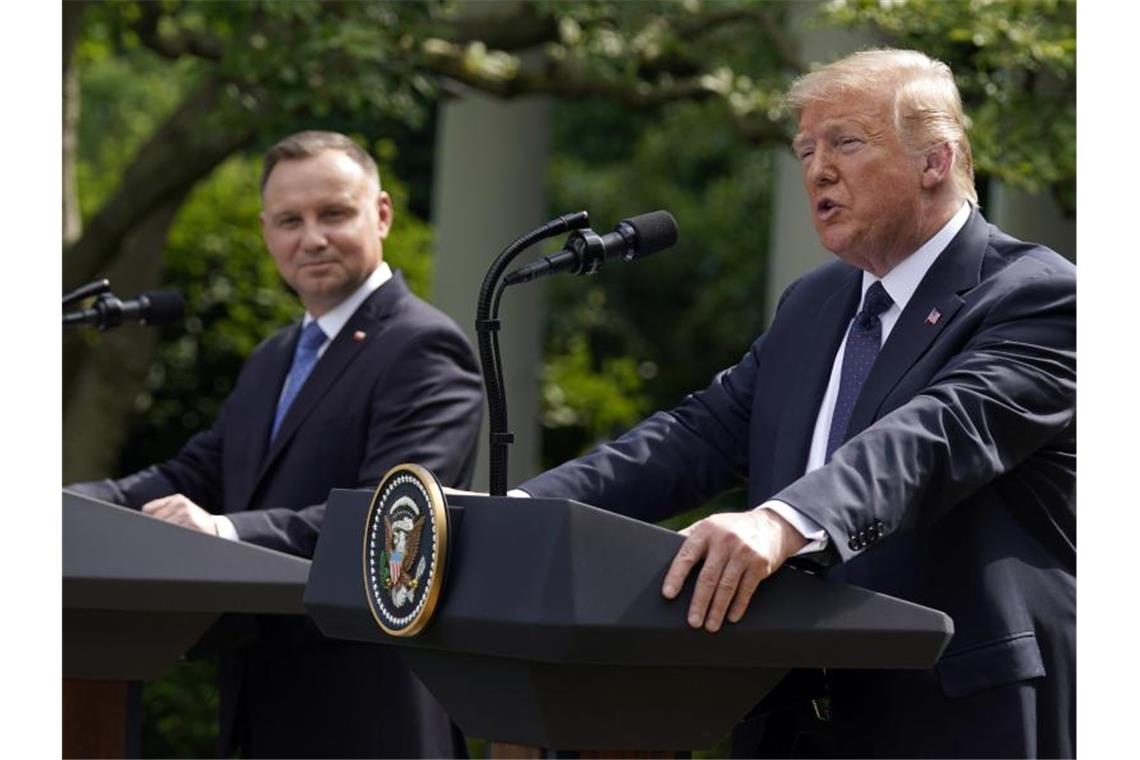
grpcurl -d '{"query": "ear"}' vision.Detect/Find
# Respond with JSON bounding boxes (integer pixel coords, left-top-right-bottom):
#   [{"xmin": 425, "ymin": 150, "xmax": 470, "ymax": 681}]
[
  {"xmin": 376, "ymin": 191, "xmax": 394, "ymax": 240},
  {"xmin": 921, "ymin": 142, "xmax": 954, "ymax": 191}
]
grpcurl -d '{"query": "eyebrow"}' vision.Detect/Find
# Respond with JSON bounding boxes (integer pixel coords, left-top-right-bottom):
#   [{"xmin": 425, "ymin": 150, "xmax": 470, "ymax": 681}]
[{"xmin": 793, "ymin": 117, "xmax": 876, "ymax": 148}]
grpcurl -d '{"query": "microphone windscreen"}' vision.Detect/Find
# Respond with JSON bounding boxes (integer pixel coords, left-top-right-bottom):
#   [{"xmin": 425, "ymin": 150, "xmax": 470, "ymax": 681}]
[
  {"xmin": 141, "ymin": 290, "xmax": 186, "ymax": 325},
  {"xmin": 625, "ymin": 210, "xmax": 678, "ymax": 257}
]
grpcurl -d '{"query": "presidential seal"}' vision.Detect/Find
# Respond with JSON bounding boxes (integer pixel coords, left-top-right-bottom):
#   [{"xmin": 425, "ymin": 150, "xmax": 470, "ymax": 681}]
[{"xmin": 362, "ymin": 464, "xmax": 450, "ymax": 637}]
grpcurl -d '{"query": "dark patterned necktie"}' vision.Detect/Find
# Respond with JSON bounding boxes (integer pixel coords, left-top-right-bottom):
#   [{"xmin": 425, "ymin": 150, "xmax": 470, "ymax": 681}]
[
  {"xmin": 826, "ymin": 281, "xmax": 893, "ymax": 460},
  {"xmin": 271, "ymin": 321, "xmax": 327, "ymax": 442}
]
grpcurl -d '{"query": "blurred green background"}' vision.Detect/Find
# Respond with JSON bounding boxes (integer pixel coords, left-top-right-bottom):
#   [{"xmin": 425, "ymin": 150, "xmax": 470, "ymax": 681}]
[{"xmin": 62, "ymin": 1, "xmax": 1075, "ymax": 756}]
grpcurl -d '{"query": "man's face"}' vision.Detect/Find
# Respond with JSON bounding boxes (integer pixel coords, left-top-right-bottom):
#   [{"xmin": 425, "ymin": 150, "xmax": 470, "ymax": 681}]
[
  {"xmin": 793, "ymin": 91, "xmax": 928, "ymax": 275},
  {"xmin": 260, "ymin": 150, "xmax": 392, "ymax": 316}
]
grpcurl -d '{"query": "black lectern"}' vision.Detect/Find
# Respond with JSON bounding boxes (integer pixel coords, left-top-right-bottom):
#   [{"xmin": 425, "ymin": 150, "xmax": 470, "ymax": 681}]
[
  {"xmin": 62, "ymin": 490, "xmax": 311, "ymax": 757},
  {"xmin": 305, "ymin": 488, "xmax": 954, "ymax": 751}
]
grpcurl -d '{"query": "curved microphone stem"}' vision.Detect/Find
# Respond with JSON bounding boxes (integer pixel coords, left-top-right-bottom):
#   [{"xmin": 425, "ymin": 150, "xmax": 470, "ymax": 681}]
[{"xmin": 476, "ymin": 211, "xmax": 589, "ymax": 495}]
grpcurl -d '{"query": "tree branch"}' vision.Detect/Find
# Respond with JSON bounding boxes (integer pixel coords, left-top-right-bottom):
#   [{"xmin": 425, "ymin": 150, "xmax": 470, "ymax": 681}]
[
  {"xmin": 63, "ymin": 76, "xmax": 257, "ymax": 289},
  {"xmin": 441, "ymin": 0, "xmax": 561, "ymax": 50},
  {"xmin": 422, "ymin": 40, "xmax": 718, "ymax": 109}
]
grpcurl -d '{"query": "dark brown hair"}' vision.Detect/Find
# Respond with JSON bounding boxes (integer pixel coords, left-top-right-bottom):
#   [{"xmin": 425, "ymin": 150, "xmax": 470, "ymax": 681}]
[{"xmin": 260, "ymin": 130, "xmax": 381, "ymax": 192}]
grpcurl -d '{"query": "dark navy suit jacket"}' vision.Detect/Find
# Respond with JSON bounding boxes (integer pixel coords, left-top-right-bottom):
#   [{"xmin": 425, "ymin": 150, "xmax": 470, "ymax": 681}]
[
  {"xmin": 78, "ymin": 272, "xmax": 484, "ymax": 757},
  {"xmin": 521, "ymin": 210, "xmax": 1075, "ymax": 757}
]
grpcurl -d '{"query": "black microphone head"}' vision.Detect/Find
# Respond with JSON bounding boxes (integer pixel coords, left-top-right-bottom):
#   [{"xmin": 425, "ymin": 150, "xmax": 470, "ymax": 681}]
[
  {"xmin": 139, "ymin": 290, "xmax": 185, "ymax": 326},
  {"xmin": 624, "ymin": 210, "xmax": 678, "ymax": 259}
]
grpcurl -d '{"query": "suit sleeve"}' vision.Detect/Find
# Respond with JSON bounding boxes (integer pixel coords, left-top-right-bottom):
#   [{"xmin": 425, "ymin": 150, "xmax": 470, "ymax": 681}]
[
  {"xmin": 226, "ymin": 325, "xmax": 484, "ymax": 556},
  {"xmin": 518, "ymin": 279, "xmax": 808, "ymax": 522},
  {"xmin": 775, "ymin": 267, "xmax": 1076, "ymax": 564},
  {"xmin": 518, "ymin": 336, "xmax": 760, "ymax": 523}
]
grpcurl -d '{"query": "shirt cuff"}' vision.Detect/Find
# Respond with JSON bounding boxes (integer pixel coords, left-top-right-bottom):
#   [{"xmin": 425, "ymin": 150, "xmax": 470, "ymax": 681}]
[
  {"xmin": 507, "ymin": 488, "xmax": 531, "ymax": 498},
  {"xmin": 757, "ymin": 500, "xmax": 828, "ymax": 554},
  {"xmin": 213, "ymin": 515, "xmax": 240, "ymax": 541}
]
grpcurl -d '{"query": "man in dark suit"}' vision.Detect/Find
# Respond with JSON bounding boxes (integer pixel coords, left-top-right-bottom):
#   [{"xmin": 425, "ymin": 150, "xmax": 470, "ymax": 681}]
[
  {"xmin": 71, "ymin": 131, "xmax": 483, "ymax": 757},
  {"xmin": 517, "ymin": 50, "xmax": 1074, "ymax": 757}
]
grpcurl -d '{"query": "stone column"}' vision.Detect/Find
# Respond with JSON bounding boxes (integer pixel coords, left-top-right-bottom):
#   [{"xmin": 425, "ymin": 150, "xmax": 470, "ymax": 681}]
[
  {"xmin": 987, "ymin": 182, "xmax": 1075, "ymax": 262},
  {"xmin": 432, "ymin": 89, "xmax": 550, "ymax": 490}
]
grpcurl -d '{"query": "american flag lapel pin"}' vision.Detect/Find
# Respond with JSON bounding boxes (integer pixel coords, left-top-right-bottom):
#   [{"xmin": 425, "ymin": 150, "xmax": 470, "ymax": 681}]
[{"xmin": 924, "ymin": 308, "xmax": 942, "ymax": 326}]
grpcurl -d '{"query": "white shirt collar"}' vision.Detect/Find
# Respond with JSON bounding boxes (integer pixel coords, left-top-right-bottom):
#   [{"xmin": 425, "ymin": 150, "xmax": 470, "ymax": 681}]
[
  {"xmin": 860, "ymin": 201, "xmax": 971, "ymax": 311},
  {"xmin": 302, "ymin": 262, "xmax": 393, "ymax": 343}
]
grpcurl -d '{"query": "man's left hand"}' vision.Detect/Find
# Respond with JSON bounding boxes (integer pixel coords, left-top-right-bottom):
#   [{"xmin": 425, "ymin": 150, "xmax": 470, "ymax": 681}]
[
  {"xmin": 141, "ymin": 493, "xmax": 219, "ymax": 535},
  {"xmin": 662, "ymin": 509, "xmax": 807, "ymax": 632}
]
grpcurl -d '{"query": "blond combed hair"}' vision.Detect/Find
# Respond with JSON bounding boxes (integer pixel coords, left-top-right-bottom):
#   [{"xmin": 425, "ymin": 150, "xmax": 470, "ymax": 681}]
[{"xmin": 785, "ymin": 49, "xmax": 977, "ymax": 203}]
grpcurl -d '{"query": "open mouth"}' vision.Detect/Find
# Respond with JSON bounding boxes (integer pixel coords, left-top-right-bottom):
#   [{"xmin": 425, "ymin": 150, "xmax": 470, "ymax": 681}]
[{"xmin": 816, "ymin": 198, "xmax": 840, "ymax": 220}]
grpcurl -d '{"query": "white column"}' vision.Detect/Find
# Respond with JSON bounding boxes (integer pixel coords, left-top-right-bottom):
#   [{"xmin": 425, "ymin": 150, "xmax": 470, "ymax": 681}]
[
  {"xmin": 987, "ymin": 181, "xmax": 1075, "ymax": 262},
  {"xmin": 432, "ymin": 90, "xmax": 550, "ymax": 490}
]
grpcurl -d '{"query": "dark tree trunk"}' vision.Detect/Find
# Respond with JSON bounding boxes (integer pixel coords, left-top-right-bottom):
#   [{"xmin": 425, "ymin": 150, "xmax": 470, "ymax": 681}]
[
  {"xmin": 62, "ymin": 72, "xmax": 260, "ymax": 481},
  {"xmin": 63, "ymin": 193, "xmax": 188, "ymax": 482}
]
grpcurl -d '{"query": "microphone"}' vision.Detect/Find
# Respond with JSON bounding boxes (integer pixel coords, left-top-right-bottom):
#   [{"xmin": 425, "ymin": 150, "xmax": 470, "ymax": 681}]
[
  {"xmin": 503, "ymin": 210, "xmax": 678, "ymax": 286},
  {"xmin": 63, "ymin": 290, "xmax": 185, "ymax": 330}
]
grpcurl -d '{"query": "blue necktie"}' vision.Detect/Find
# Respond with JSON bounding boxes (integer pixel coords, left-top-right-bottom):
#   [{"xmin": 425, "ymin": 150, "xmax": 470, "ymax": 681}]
[
  {"xmin": 271, "ymin": 321, "xmax": 327, "ymax": 442},
  {"xmin": 826, "ymin": 281, "xmax": 893, "ymax": 460}
]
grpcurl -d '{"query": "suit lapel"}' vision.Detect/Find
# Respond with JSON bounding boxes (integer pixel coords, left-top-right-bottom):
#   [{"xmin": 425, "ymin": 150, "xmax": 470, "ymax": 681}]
[
  {"xmin": 769, "ymin": 268, "xmax": 861, "ymax": 489},
  {"xmin": 242, "ymin": 273, "xmax": 410, "ymax": 509},
  {"xmin": 845, "ymin": 209, "xmax": 988, "ymax": 438},
  {"xmin": 224, "ymin": 325, "xmax": 296, "ymax": 512}
]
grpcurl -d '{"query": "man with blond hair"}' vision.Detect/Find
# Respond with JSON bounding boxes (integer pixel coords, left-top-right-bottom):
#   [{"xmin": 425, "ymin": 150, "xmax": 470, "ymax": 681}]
[
  {"xmin": 518, "ymin": 49, "xmax": 1075, "ymax": 757},
  {"xmin": 72, "ymin": 130, "xmax": 483, "ymax": 757}
]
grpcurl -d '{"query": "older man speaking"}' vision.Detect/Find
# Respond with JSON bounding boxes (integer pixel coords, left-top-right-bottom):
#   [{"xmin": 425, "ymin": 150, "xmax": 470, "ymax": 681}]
[{"xmin": 518, "ymin": 50, "xmax": 1075, "ymax": 758}]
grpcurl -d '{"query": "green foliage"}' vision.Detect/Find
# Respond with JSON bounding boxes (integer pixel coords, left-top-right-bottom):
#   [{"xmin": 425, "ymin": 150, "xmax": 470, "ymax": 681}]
[
  {"xmin": 74, "ymin": 37, "xmax": 198, "ymax": 219},
  {"xmin": 542, "ymin": 330, "xmax": 651, "ymax": 432},
  {"xmin": 820, "ymin": 0, "xmax": 1076, "ymax": 212},
  {"xmin": 542, "ymin": 96, "xmax": 774, "ymax": 466},
  {"xmin": 140, "ymin": 660, "xmax": 219, "ymax": 759}
]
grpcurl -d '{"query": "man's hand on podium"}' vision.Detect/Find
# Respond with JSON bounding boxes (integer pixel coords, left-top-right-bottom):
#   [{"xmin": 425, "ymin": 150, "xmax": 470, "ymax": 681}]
[
  {"xmin": 662, "ymin": 508, "xmax": 807, "ymax": 634},
  {"xmin": 141, "ymin": 494, "xmax": 220, "ymax": 535}
]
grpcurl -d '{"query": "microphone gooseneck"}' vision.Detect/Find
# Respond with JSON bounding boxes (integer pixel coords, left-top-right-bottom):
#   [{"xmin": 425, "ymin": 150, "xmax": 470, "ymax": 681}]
[
  {"xmin": 477, "ymin": 210, "xmax": 678, "ymax": 496},
  {"xmin": 476, "ymin": 212, "xmax": 591, "ymax": 495}
]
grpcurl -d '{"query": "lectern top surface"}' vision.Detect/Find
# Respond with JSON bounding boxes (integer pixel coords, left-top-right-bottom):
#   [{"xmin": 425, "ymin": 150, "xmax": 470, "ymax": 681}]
[{"xmin": 64, "ymin": 490, "xmax": 310, "ymax": 614}]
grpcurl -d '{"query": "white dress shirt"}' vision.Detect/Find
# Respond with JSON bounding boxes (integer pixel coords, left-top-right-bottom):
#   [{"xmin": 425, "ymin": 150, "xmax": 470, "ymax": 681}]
[{"xmin": 215, "ymin": 263, "xmax": 393, "ymax": 541}]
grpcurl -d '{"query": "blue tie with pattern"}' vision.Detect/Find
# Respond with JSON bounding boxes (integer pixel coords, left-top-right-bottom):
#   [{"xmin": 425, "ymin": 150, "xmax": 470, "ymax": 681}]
[
  {"xmin": 271, "ymin": 321, "xmax": 327, "ymax": 442},
  {"xmin": 826, "ymin": 281, "xmax": 893, "ymax": 460}
]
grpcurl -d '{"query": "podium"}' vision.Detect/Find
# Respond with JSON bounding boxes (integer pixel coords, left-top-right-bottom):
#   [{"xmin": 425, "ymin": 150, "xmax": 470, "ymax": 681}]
[
  {"xmin": 62, "ymin": 490, "xmax": 311, "ymax": 756},
  {"xmin": 305, "ymin": 488, "xmax": 954, "ymax": 751}
]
